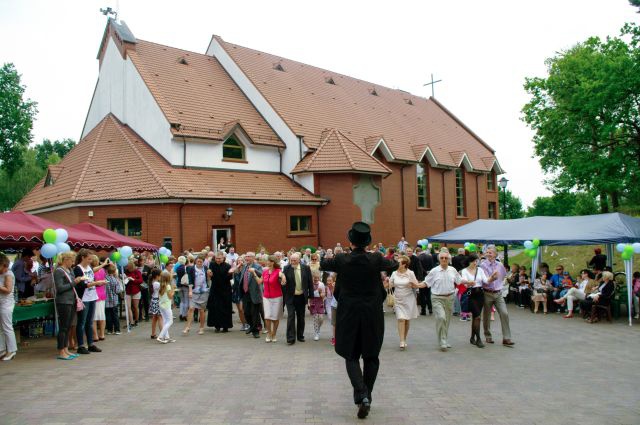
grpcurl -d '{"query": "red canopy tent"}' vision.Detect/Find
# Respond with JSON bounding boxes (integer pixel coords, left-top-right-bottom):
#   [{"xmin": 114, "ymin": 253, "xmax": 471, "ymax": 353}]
[
  {"xmin": 1, "ymin": 211, "xmax": 117, "ymax": 250},
  {"xmin": 71, "ymin": 222, "xmax": 158, "ymax": 252}
]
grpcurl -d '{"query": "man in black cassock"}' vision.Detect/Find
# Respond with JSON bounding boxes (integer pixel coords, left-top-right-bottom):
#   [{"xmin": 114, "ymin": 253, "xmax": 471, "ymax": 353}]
[
  {"xmin": 207, "ymin": 251, "xmax": 233, "ymax": 332},
  {"xmin": 321, "ymin": 222, "xmax": 397, "ymax": 419}
]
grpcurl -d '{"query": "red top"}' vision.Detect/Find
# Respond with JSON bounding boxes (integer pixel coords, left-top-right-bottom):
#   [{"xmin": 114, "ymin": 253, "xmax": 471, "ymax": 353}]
[
  {"xmin": 262, "ymin": 268, "xmax": 283, "ymax": 299},
  {"xmin": 125, "ymin": 269, "xmax": 143, "ymax": 295}
]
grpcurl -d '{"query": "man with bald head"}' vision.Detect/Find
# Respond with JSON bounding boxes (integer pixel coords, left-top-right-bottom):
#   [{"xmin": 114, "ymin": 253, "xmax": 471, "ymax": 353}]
[{"xmin": 283, "ymin": 253, "xmax": 314, "ymax": 344}]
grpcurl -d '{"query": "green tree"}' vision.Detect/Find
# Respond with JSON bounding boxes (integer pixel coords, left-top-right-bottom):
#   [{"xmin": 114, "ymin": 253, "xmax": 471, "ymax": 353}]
[
  {"xmin": 522, "ymin": 24, "xmax": 640, "ymax": 213},
  {"xmin": 527, "ymin": 192, "xmax": 599, "ymax": 216},
  {"xmin": 34, "ymin": 138, "xmax": 76, "ymax": 169},
  {"xmin": 0, "ymin": 148, "xmax": 46, "ymax": 211},
  {"xmin": 0, "ymin": 63, "xmax": 38, "ymax": 177},
  {"xmin": 631, "ymin": 0, "xmax": 640, "ymax": 12},
  {"xmin": 498, "ymin": 189, "xmax": 525, "ymax": 219}
]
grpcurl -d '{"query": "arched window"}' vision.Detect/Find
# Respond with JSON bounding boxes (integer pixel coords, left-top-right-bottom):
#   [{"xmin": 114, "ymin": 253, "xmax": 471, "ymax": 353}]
[
  {"xmin": 222, "ymin": 136, "xmax": 245, "ymax": 161},
  {"xmin": 455, "ymin": 168, "xmax": 466, "ymax": 217}
]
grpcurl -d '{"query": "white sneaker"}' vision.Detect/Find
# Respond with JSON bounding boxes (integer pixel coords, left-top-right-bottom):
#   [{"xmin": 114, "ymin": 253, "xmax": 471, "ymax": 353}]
[
  {"xmin": 265, "ymin": 337, "xmax": 271, "ymax": 343},
  {"xmin": 157, "ymin": 337, "xmax": 168, "ymax": 344},
  {"xmin": 262, "ymin": 329, "xmax": 268, "ymax": 334},
  {"xmin": 272, "ymin": 338, "xmax": 277, "ymax": 343},
  {"xmin": 313, "ymin": 334, "xmax": 320, "ymax": 341},
  {"xmin": 166, "ymin": 338, "xmax": 176, "ymax": 343}
]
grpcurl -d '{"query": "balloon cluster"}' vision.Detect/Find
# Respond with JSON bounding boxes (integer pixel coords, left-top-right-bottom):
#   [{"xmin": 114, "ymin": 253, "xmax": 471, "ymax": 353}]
[
  {"xmin": 616, "ymin": 243, "xmax": 640, "ymax": 261},
  {"xmin": 523, "ymin": 239, "xmax": 541, "ymax": 258},
  {"xmin": 109, "ymin": 245, "xmax": 136, "ymax": 267},
  {"xmin": 463, "ymin": 242, "xmax": 478, "ymax": 252},
  {"xmin": 417, "ymin": 239, "xmax": 429, "ymax": 250},
  {"xmin": 41, "ymin": 228, "xmax": 71, "ymax": 259},
  {"xmin": 158, "ymin": 246, "xmax": 172, "ymax": 264}
]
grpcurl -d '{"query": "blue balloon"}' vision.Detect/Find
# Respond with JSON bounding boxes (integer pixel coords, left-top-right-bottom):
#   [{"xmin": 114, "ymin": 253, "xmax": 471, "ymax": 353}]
[
  {"xmin": 56, "ymin": 242, "xmax": 71, "ymax": 253},
  {"xmin": 524, "ymin": 240, "xmax": 533, "ymax": 250},
  {"xmin": 41, "ymin": 243, "xmax": 58, "ymax": 259},
  {"xmin": 616, "ymin": 243, "xmax": 626, "ymax": 253},
  {"xmin": 117, "ymin": 257, "xmax": 129, "ymax": 267},
  {"xmin": 633, "ymin": 242, "xmax": 640, "ymax": 254},
  {"xmin": 120, "ymin": 246, "xmax": 133, "ymax": 258},
  {"xmin": 55, "ymin": 228, "xmax": 69, "ymax": 244},
  {"xmin": 158, "ymin": 247, "xmax": 168, "ymax": 256},
  {"xmin": 165, "ymin": 249, "xmax": 172, "ymax": 257},
  {"xmin": 464, "ymin": 242, "xmax": 470, "ymax": 248}
]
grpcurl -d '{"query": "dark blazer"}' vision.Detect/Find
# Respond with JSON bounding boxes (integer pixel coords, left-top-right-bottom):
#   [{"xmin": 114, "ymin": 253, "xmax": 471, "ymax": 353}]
[
  {"xmin": 418, "ymin": 252, "xmax": 434, "ymax": 274},
  {"xmin": 452, "ymin": 254, "xmax": 467, "ymax": 272},
  {"xmin": 408, "ymin": 254, "xmax": 425, "ymax": 281},
  {"xmin": 321, "ymin": 249, "xmax": 397, "ymax": 360},
  {"xmin": 282, "ymin": 263, "xmax": 314, "ymax": 304},
  {"xmin": 53, "ymin": 267, "xmax": 76, "ymax": 305},
  {"xmin": 238, "ymin": 262, "xmax": 263, "ymax": 304},
  {"xmin": 596, "ymin": 281, "xmax": 615, "ymax": 306}
]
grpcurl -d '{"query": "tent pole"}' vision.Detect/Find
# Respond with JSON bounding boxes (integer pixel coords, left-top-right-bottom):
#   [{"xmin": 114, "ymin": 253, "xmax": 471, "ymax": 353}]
[
  {"xmin": 606, "ymin": 244, "xmax": 614, "ymax": 269},
  {"xmin": 503, "ymin": 244, "xmax": 509, "ymax": 268}
]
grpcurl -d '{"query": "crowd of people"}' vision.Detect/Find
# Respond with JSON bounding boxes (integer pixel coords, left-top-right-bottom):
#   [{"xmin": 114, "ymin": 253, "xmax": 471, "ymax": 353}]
[{"xmin": 0, "ymin": 239, "xmax": 635, "ymax": 364}]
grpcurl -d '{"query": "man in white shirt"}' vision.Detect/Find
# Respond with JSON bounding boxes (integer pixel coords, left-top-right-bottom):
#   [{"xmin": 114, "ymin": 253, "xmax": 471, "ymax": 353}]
[
  {"xmin": 225, "ymin": 247, "xmax": 239, "ymax": 266},
  {"xmin": 424, "ymin": 251, "xmax": 462, "ymax": 351},
  {"xmin": 397, "ymin": 237, "xmax": 409, "ymax": 253}
]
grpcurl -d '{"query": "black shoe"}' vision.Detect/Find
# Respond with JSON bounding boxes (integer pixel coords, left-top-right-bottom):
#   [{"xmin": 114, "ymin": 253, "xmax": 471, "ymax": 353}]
[
  {"xmin": 357, "ymin": 398, "xmax": 371, "ymax": 419},
  {"xmin": 77, "ymin": 347, "xmax": 90, "ymax": 355},
  {"xmin": 245, "ymin": 329, "xmax": 252, "ymax": 335},
  {"xmin": 214, "ymin": 328, "xmax": 220, "ymax": 333},
  {"xmin": 252, "ymin": 333, "xmax": 260, "ymax": 338},
  {"xmin": 221, "ymin": 328, "xmax": 228, "ymax": 333},
  {"xmin": 88, "ymin": 345, "xmax": 102, "ymax": 353},
  {"xmin": 297, "ymin": 337, "xmax": 305, "ymax": 342},
  {"xmin": 287, "ymin": 340, "xmax": 295, "ymax": 345},
  {"xmin": 420, "ymin": 311, "xmax": 427, "ymax": 316}
]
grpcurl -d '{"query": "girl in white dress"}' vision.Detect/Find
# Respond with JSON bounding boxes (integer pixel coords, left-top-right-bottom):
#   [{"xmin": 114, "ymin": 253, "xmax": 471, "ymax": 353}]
[{"xmin": 385, "ymin": 255, "xmax": 426, "ymax": 350}]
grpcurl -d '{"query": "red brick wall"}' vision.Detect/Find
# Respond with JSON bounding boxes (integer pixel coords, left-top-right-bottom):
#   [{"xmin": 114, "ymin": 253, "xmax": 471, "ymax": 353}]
[
  {"xmin": 315, "ymin": 173, "xmax": 361, "ymax": 247},
  {"xmin": 33, "ymin": 203, "xmax": 318, "ymax": 254}
]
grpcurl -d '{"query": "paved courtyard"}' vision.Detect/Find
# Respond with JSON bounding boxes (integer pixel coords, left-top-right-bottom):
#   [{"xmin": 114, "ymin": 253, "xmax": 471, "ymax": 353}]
[{"xmin": 1, "ymin": 306, "xmax": 639, "ymax": 425}]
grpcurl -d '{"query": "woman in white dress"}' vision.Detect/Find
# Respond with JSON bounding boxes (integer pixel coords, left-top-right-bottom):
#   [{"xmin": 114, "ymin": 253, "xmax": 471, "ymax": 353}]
[{"xmin": 385, "ymin": 255, "xmax": 426, "ymax": 350}]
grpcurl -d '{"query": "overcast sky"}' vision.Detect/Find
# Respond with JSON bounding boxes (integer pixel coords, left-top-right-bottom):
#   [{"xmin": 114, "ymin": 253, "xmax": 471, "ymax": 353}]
[{"xmin": 1, "ymin": 0, "xmax": 637, "ymax": 206}]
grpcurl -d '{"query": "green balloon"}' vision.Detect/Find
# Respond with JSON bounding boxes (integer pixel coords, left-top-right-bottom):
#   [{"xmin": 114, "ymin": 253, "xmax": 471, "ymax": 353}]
[
  {"xmin": 159, "ymin": 254, "xmax": 169, "ymax": 264},
  {"xmin": 532, "ymin": 239, "xmax": 540, "ymax": 248},
  {"xmin": 43, "ymin": 228, "xmax": 57, "ymax": 244},
  {"xmin": 421, "ymin": 245, "xmax": 427, "ymax": 250},
  {"xmin": 467, "ymin": 243, "xmax": 475, "ymax": 252},
  {"xmin": 526, "ymin": 249, "xmax": 537, "ymax": 258},
  {"xmin": 623, "ymin": 244, "xmax": 634, "ymax": 255},
  {"xmin": 110, "ymin": 251, "xmax": 121, "ymax": 262},
  {"xmin": 621, "ymin": 251, "xmax": 632, "ymax": 261}
]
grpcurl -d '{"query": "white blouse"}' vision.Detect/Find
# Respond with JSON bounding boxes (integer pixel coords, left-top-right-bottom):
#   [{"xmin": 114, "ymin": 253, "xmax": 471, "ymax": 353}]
[{"xmin": 461, "ymin": 267, "xmax": 488, "ymax": 288}]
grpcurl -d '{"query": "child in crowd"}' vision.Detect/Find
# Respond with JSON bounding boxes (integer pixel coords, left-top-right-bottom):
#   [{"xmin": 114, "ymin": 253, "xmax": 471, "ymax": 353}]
[
  {"xmin": 104, "ymin": 264, "xmax": 122, "ymax": 335},
  {"xmin": 517, "ymin": 266, "xmax": 531, "ymax": 308},
  {"xmin": 531, "ymin": 272, "xmax": 550, "ymax": 314},
  {"xmin": 308, "ymin": 270, "xmax": 326, "ymax": 341},
  {"xmin": 324, "ymin": 273, "xmax": 334, "ymax": 323},
  {"xmin": 157, "ymin": 270, "xmax": 175, "ymax": 343},
  {"xmin": 148, "ymin": 268, "xmax": 162, "ymax": 339},
  {"xmin": 458, "ymin": 281, "xmax": 471, "ymax": 321}
]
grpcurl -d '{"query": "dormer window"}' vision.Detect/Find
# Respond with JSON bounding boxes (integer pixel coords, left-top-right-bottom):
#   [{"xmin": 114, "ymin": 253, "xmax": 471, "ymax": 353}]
[
  {"xmin": 273, "ymin": 63, "xmax": 285, "ymax": 72},
  {"xmin": 222, "ymin": 136, "xmax": 245, "ymax": 161},
  {"xmin": 325, "ymin": 76, "xmax": 336, "ymax": 85},
  {"xmin": 44, "ymin": 171, "xmax": 55, "ymax": 187}
]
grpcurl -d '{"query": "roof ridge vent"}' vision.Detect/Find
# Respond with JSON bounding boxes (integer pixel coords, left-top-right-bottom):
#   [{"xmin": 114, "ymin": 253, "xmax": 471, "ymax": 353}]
[
  {"xmin": 404, "ymin": 98, "xmax": 414, "ymax": 105},
  {"xmin": 273, "ymin": 62, "xmax": 285, "ymax": 72},
  {"xmin": 178, "ymin": 56, "xmax": 188, "ymax": 65},
  {"xmin": 325, "ymin": 76, "xmax": 336, "ymax": 85},
  {"xmin": 369, "ymin": 88, "xmax": 378, "ymax": 96}
]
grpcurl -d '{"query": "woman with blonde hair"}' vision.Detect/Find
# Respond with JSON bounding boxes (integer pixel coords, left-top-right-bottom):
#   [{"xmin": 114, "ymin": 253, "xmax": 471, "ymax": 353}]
[
  {"xmin": 0, "ymin": 253, "xmax": 18, "ymax": 361},
  {"xmin": 384, "ymin": 255, "xmax": 425, "ymax": 350},
  {"xmin": 255, "ymin": 255, "xmax": 285, "ymax": 342},
  {"xmin": 157, "ymin": 271, "xmax": 176, "ymax": 343}
]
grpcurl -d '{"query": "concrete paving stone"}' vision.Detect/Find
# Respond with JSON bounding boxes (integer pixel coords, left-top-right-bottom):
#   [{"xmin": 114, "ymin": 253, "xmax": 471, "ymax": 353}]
[{"xmin": 1, "ymin": 307, "xmax": 639, "ymax": 424}]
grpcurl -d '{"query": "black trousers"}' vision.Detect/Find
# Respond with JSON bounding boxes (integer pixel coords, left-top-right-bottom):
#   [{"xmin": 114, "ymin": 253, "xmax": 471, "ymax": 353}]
[
  {"xmin": 345, "ymin": 357, "xmax": 380, "ymax": 404},
  {"xmin": 105, "ymin": 306, "xmax": 120, "ymax": 332},
  {"xmin": 286, "ymin": 295, "xmax": 306, "ymax": 342},
  {"xmin": 56, "ymin": 303, "xmax": 75, "ymax": 350},
  {"xmin": 418, "ymin": 287, "xmax": 432, "ymax": 313},
  {"xmin": 242, "ymin": 293, "xmax": 261, "ymax": 335},
  {"xmin": 469, "ymin": 288, "xmax": 484, "ymax": 318},
  {"xmin": 139, "ymin": 287, "xmax": 150, "ymax": 320}
]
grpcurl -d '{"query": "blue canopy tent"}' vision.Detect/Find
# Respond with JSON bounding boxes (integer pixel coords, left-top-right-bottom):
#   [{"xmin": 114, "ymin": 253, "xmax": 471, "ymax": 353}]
[
  {"xmin": 428, "ymin": 213, "xmax": 640, "ymax": 246},
  {"xmin": 428, "ymin": 212, "xmax": 640, "ymax": 325}
]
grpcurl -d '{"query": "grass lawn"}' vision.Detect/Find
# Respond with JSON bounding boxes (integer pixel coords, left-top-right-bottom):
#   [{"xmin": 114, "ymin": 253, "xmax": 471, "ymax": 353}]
[{"xmin": 508, "ymin": 244, "xmax": 628, "ymax": 276}]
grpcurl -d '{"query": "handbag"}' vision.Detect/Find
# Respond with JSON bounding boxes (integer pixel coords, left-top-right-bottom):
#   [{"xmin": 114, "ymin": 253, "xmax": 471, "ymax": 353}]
[
  {"xmin": 73, "ymin": 287, "xmax": 84, "ymax": 312},
  {"xmin": 386, "ymin": 288, "xmax": 395, "ymax": 307}
]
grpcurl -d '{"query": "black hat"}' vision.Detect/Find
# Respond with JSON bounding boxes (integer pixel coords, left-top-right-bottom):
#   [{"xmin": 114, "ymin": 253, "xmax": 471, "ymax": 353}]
[{"xmin": 347, "ymin": 222, "xmax": 371, "ymax": 247}]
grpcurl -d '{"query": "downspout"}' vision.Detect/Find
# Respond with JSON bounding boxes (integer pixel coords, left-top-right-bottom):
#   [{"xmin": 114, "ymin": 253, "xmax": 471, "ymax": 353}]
[
  {"xmin": 475, "ymin": 174, "xmax": 481, "ymax": 219},
  {"xmin": 179, "ymin": 200, "xmax": 186, "ymax": 253},
  {"xmin": 400, "ymin": 164, "xmax": 408, "ymax": 238},
  {"xmin": 441, "ymin": 169, "xmax": 448, "ymax": 231}
]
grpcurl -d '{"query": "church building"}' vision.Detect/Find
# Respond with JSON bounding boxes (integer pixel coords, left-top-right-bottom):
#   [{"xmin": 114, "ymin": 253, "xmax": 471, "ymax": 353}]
[{"xmin": 15, "ymin": 19, "xmax": 504, "ymax": 252}]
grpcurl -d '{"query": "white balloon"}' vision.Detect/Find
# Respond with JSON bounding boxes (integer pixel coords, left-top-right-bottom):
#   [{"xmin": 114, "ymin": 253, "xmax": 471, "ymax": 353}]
[
  {"xmin": 524, "ymin": 240, "xmax": 533, "ymax": 250},
  {"xmin": 55, "ymin": 228, "xmax": 69, "ymax": 244},
  {"xmin": 120, "ymin": 246, "xmax": 133, "ymax": 258},
  {"xmin": 56, "ymin": 242, "xmax": 71, "ymax": 253},
  {"xmin": 616, "ymin": 243, "xmax": 626, "ymax": 253},
  {"xmin": 158, "ymin": 247, "xmax": 168, "ymax": 256},
  {"xmin": 633, "ymin": 242, "xmax": 640, "ymax": 254}
]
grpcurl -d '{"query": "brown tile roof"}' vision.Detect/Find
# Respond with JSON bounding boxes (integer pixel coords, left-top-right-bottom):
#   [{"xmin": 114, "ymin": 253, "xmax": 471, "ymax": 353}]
[
  {"xmin": 128, "ymin": 40, "xmax": 284, "ymax": 147},
  {"xmin": 292, "ymin": 129, "xmax": 391, "ymax": 175},
  {"xmin": 14, "ymin": 115, "xmax": 325, "ymax": 212},
  {"xmin": 214, "ymin": 36, "xmax": 499, "ymax": 171}
]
